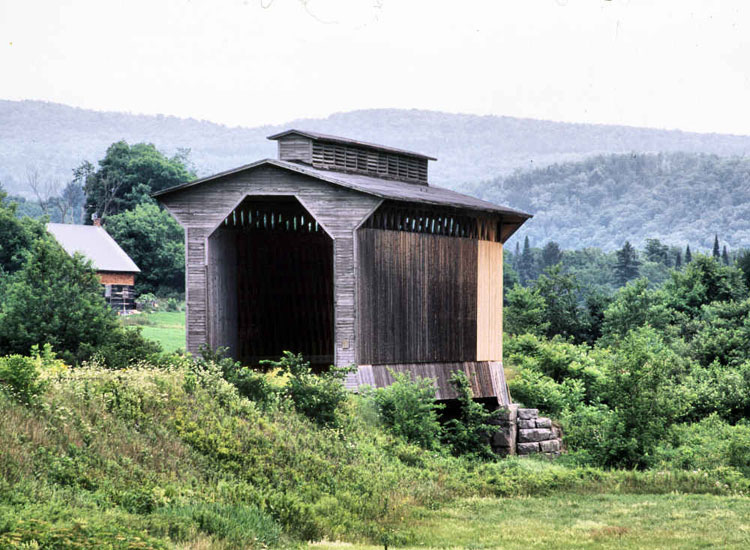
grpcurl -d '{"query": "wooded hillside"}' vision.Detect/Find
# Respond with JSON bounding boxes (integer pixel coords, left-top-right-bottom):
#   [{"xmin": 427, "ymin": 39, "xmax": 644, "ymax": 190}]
[
  {"xmin": 476, "ymin": 153, "xmax": 750, "ymax": 250},
  {"xmin": 3, "ymin": 99, "xmax": 750, "ymax": 194}
]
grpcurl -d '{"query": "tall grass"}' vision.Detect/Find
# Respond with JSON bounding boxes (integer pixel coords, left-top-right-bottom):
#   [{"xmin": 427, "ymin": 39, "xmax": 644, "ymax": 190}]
[{"xmin": 0, "ymin": 360, "xmax": 747, "ymax": 548}]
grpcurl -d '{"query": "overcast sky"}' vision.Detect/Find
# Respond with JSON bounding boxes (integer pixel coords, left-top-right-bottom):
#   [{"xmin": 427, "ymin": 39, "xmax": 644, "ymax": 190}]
[{"xmin": 1, "ymin": 0, "xmax": 749, "ymax": 134}]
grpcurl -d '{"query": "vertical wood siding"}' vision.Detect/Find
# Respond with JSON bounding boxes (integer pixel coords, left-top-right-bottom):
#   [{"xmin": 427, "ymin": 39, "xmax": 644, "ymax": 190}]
[
  {"xmin": 186, "ymin": 226, "xmax": 209, "ymax": 353},
  {"xmin": 160, "ymin": 165, "xmax": 380, "ymax": 365},
  {"xmin": 207, "ymin": 227, "xmax": 238, "ymax": 357},
  {"xmin": 357, "ymin": 228, "xmax": 478, "ymax": 364},
  {"xmin": 348, "ymin": 361, "xmax": 510, "ymax": 404},
  {"xmin": 476, "ymin": 241, "xmax": 503, "ymax": 360},
  {"xmin": 277, "ymin": 137, "xmax": 312, "ymax": 163}
]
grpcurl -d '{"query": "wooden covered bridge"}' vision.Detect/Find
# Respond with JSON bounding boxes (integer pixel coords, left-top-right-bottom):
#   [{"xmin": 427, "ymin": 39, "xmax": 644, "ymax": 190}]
[{"xmin": 154, "ymin": 130, "xmax": 531, "ymax": 405}]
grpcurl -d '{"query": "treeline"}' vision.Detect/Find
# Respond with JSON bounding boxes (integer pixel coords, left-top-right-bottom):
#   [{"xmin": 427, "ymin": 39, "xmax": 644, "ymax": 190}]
[
  {"xmin": 473, "ymin": 152, "xmax": 750, "ymax": 251},
  {"xmin": 500, "ymin": 245, "xmax": 750, "ymax": 470},
  {"xmin": 506, "ymin": 235, "xmax": 749, "ymax": 298}
]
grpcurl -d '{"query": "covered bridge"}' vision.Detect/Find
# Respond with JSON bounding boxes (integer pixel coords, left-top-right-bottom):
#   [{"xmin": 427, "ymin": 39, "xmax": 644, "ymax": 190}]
[{"xmin": 154, "ymin": 130, "xmax": 531, "ymax": 404}]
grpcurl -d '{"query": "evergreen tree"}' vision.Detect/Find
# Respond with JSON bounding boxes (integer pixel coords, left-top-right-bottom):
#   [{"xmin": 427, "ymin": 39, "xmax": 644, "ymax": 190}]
[
  {"xmin": 685, "ymin": 245, "xmax": 693, "ymax": 263},
  {"xmin": 541, "ymin": 241, "xmax": 563, "ymax": 269},
  {"xmin": 675, "ymin": 250, "xmax": 682, "ymax": 269},
  {"xmin": 614, "ymin": 241, "xmax": 641, "ymax": 286},
  {"xmin": 713, "ymin": 234, "xmax": 721, "ymax": 259},
  {"xmin": 645, "ymin": 238, "xmax": 670, "ymax": 266},
  {"xmin": 517, "ymin": 236, "xmax": 536, "ymax": 286},
  {"xmin": 722, "ymin": 245, "xmax": 730, "ymax": 265}
]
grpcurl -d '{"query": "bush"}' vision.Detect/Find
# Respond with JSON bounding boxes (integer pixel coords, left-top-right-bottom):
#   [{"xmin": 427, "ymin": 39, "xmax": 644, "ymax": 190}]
[
  {"xmin": 655, "ymin": 414, "xmax": 750, "ymax": 475},
  {"xmin": 261, "ymin": 351, "xmax": 353, "ymax": 428},
  {"xmin": 366, "ymin": 371, "xmax": 444, "ymax": 450},
  {"xmin": 442, "ymin": 371, "xmax": 498, "ymax": 458},
  {"xmin": 196, "ymin": 346, "xmax": 280, "ymax": 409},
  {"xmin": 0, "ymin": 344, "xmax": 65, "ymax": 403}
]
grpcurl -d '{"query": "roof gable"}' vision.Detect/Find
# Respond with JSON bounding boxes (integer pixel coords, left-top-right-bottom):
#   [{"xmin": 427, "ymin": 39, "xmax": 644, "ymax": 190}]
[
  {"xmin": 152, "ymin": 159, "xmax": 531, "ymax": 222},
  {"xmin": 47, "ymin": 223, "xmax": 140, "ymax": 273}
]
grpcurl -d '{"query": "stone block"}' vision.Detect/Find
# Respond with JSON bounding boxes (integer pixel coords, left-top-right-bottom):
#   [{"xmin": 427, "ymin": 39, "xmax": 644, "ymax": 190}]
[
  {"xmin": 492, "ymin": 425, "xmax": 517, "ymax": 449},
  {"xmin": 540, "ymin": 439, "xmax": 561, "ymax": 453},
  {"xmin": 517, "ymin": 419, "xmax": 536, "ymax": 429},
  {"xmin": 493, "ymin": 404, "xmax": 518, "ymax": 423},
  {"xmin": 518, "ymin": 428, "xmax": 553, "ymax": 443},
  {"xmin": 517, "ymin": 442, "xmax": 540, "ymax": 455},
  {"xmin": 535, "ymin": 417, "xmax": 552, "ymax": 428},
  {"xmin": 552, "ymin": 426, "xmax": 562, "ymax": 439},
  {"xmin": 517, "ymin": 408, "xmax": 539, "ymax": 420}
]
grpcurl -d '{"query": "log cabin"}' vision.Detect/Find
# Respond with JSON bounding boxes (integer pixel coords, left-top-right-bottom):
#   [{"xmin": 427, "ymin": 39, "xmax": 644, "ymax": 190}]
[
  {"xmin": 47, "ymin": 222, "xmax": 140, "ymax": 312},
  {"xmin": 153, "ymin": 130, "xmax": 531, "ymax": 405}
]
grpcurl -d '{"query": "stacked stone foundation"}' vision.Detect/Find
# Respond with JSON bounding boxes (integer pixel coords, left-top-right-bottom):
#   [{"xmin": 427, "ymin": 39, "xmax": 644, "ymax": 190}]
[{"xmin": 489, "ymin": 405, "xmax": 563, "ymax": 458}]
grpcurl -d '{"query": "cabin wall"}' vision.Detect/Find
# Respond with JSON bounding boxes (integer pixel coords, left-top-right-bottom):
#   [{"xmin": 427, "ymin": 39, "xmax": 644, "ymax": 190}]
[
  {"xmin": 159, "ymin": 165, "xmax": 381, "ymax": 364},
  {"xmin": 99, "ymin": 272, "xmax": 135, "ymax": 286},
  {"xmin": 356, "ymin": 228, "xmax": 478, "ymax": 364}
]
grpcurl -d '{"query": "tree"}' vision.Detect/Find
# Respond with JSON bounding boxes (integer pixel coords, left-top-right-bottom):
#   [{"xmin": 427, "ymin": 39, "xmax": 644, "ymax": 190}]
[
  {"xmin": 517, "ymin": 235, "xmax": 536, "ymax": 285},
  {"xmin": 0, "ymin": 191, "xmax": 45, "ymax": 275},
  {"xmin": 722, "ymin": 245, "xmax": 730, "ymax": 266},
  {"xmin": 541, "ymin": 241, "xmax": 563, "ymax": 269},
  {"xmin": 601, "ymin": 326, "xmax": 693, "ymax": 468},
  {"xmin": 713, "ymin": 234, "xmax": 721, "ymax": 260},
  {"xmin": 736, "ymin": 249, "xmax": 750, "ymax": 290},
  {"xmin": 83, "ymin": 141, "xmax": 195, "ymax": 221},
  {"xmin": 613, "ymin": 241, "xmax": 640, "ymax": 286},
  {"xmin": 534, "ymin": 265, "xmax": 584, "ymax": 341},
  {"xmin": 675, "ymin": 250, "xmax": 682, "ymax": 269},
  {"xmin": 685, "ymin": 245, "xmax": 693, "ymax": 264},
  {"xmin": 105, "ymin": 202, "xmax": 185, "ymax": 295},
  {"xmin": 504, "ymin": 284, "xmax": 548, "ymax": 336},
  {"xmin": 25, "ymin": 166, "xmax": 60, "ymax": 217},
  {"xmin": 645, "ymin": 238, "xmax": 670, "ymax": 266},
  {"xmin": 0, "ymin": 236, "xmax": 159, "ymax": 365},
  {"xmin": 54, "ymin": 181, "xmax": 86, "ymax": 224}
]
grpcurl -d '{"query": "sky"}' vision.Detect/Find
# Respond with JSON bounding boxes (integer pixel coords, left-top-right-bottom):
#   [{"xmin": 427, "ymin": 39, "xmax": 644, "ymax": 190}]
[{"xmin": 1, "ymin": 0, "xmax": 749, "ymax": 134}]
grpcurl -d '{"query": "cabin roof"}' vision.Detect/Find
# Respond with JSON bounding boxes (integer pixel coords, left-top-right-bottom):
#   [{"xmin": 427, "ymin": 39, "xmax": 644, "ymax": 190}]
[
  {"xmin": 47, "ymin": 223, "xmax": 141, "ymax": 274},
  {"xmin": 153, "ymin": 159, "xmax": 532, "ymax": 220},
  {"xmin": 267, "ymin": 129, "xmax": 438, "ymax": 161}
]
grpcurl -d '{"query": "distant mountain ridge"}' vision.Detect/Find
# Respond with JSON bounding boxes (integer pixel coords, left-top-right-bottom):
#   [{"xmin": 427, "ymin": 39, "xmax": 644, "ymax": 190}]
[{"xmin": 2, "ymin": 99, "xmax": 750, "ymax": 196}]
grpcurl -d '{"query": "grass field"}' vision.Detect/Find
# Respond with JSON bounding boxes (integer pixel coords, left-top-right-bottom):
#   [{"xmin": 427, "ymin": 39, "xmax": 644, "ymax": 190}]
[
  {"xmin": 311, "ymin": 494, "xmax": 750, "ymax": 550},
  {"xmin": 122, "ymin": 310, "xmax": 185, "ymax": 352}
]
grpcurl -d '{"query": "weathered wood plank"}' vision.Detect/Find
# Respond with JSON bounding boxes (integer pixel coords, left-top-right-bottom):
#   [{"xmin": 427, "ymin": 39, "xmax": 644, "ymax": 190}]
[
  {"xmin": 356, "ymin": 228, "xmax": 478, "ymax": 364},
  {"xmin": 351, "ymin": 361, "xmax": 510, "ymax": 403},
  {"xmin": 476, "ymin": 240, "xmax": 503, "ymax": 360}
]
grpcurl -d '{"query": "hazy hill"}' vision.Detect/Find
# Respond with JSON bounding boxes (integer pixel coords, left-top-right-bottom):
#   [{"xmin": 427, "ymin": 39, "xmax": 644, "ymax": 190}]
[
  {"xmin": 3, "ymin": 99, "xmax": 750, "ymax": 195},
  {"xmin": 474, "ymin": 152, "xmax": 750, "ymax": 251}
]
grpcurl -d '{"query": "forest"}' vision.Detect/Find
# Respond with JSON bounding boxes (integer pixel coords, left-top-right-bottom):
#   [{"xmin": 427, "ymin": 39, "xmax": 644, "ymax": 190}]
[
  {"xmin": 474, "ymin": 151, "xmax": 750, "ymax": 251},
  {"xmin": 1, "ymin": 137, "xmax": 749, "ymax": 548},
  {"xmin": 4, "ymin": 98, "xmax": 750, "ymax": 195}
]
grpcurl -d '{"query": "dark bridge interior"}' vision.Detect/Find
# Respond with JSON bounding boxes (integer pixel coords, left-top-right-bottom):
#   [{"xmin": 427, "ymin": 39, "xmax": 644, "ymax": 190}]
[{"xmin": 209, "ymin": 196, "xmax": 334, "ymax": 367}]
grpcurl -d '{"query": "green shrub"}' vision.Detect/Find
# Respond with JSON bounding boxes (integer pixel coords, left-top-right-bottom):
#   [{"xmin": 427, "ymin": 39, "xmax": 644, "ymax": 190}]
[
  {"xmin": 196, "ymin": 346, "xmax": 279, "ymax": 409},
  {"xmin": 599, "ymin": 326, "xmax": 694, "ymax": 468},
  {"xmin": 366, "ymin": 371, "xmax": 444, "ymax": 450},
  {"xmin": 0, "ymin": 344, "xmax": 64, "ymax": 404},
  {"xmin": 442, "ymin": 371, "xmax": 498, "ymax": 458},
  {"xmin": 261, "ymin": 351, "xmax": 352, "ymax": 428},
  {"xmin": 507, "ymin": 368, "xmax": 585, "ymax": 416},
  {"xmin": 655, "ymin": 414, "xmax": 750, "ymax": 475}
]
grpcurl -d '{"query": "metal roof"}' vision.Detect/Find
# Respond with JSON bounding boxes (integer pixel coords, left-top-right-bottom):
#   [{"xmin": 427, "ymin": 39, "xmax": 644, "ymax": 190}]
[
  {"xmin": 267, "ymin": 129, "xmax": 438, "ymax": 161},
  {"xmin": 47, "ymin": 223, "xmax": 140, "ymax": 273},
  {"xmin": 152, "ymin": 159, "xmax": 532, "ymax": 221}
]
